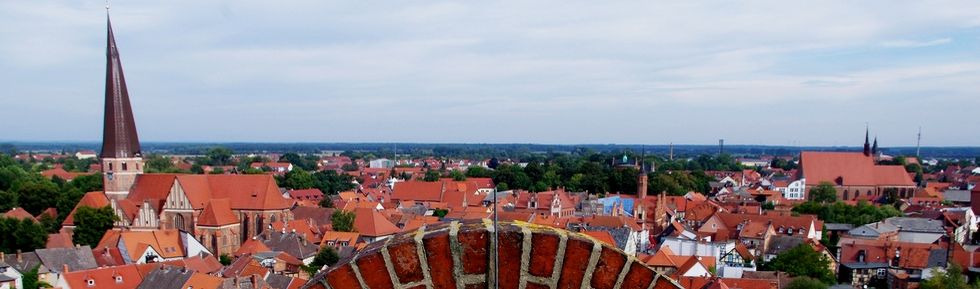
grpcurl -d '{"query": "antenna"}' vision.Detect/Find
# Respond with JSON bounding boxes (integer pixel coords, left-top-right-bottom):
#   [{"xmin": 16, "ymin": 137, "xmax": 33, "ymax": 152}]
[{"xmin": 916, "ymin": 127, "xmax": 922, "ymax": 157}]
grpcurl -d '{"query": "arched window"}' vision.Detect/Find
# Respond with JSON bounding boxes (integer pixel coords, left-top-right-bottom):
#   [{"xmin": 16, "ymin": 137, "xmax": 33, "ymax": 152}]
[
  {"xmin": 211, "ymin": 234, "xmax": 218, "ymax": 255},
  {"xmin": 256, "ymin": 215, "xmax": 265, "ymax": 235},
  {"xmin": 241, "ymin": 214, "xmax": 250, "ymax": 243},
  {"xmin": 173, "ymin": 214, "xmax": 185, "ymax": 231}
]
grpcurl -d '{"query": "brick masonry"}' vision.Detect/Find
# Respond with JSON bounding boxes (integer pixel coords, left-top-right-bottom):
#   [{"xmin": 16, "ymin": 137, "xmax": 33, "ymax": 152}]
[{"xmin": 303, "ymin": 220, "xmax": 684, "ymax": 289}]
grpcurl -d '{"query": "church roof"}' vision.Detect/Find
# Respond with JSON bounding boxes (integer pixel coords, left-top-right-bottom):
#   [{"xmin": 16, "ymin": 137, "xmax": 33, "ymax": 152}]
[
  {"xmin": 101, "ymin": 16, "xmax": 141, "ymax": 159},
  {"xmin": 197, "ymin": 199, "xmax": 237, "ymax": 227}
]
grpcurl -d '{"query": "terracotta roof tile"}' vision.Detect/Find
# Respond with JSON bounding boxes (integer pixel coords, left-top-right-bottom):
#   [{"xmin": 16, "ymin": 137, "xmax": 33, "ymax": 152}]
[
  {"xmin": 63, "ymin": 264, "xmax": 143, "ymax": 289},
  {"xmin": 353, "ymin": 208, "xmax": 401, "ymax": 237},
  {"xmin": 197, "ymin": 199, "xmax": 237, "ymax": 227}
]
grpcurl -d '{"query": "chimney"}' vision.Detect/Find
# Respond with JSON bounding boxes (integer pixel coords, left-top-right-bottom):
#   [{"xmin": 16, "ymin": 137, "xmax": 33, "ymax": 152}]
[
  {"xmin": 0, "ymin": 252, "xmax": 4, "ymax": 262},
  {"xmin": 16, "ymin": 250, "xmax": 21, "ymax": 262},
  {"xmin": 63, "ymin": 264, "xmax": 69, "ymax": 273},
  {"xmin": 264, "ymin": 227, "xmax": 271, "ymax": 240}
]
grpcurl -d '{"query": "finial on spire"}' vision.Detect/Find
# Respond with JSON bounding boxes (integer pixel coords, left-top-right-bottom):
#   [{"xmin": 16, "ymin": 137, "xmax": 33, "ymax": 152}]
[{"xmin": 105, "ymin": 0, "xmax": 110, "ymax": 12}]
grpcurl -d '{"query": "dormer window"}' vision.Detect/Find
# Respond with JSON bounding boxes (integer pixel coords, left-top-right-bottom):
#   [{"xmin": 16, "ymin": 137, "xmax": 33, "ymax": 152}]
[
  {"xmin": 115, "ymin": 276, "xmax": 123, "ymax": 283},
  {"xmin": 87, "ymin": 279, "xmax": 96, "ymax": 287}
]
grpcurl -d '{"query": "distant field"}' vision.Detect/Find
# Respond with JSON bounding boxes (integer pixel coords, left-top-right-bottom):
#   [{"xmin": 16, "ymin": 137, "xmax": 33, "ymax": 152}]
[{"xmin": 3, "ymin": 142, "xmax": 978, "ymax": 159}]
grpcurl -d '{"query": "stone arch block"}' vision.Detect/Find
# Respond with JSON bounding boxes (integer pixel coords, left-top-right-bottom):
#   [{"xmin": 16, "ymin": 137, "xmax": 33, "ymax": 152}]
[{"xmin": 303, "ymin": 220, "xmax": 683, "ymax": 289}]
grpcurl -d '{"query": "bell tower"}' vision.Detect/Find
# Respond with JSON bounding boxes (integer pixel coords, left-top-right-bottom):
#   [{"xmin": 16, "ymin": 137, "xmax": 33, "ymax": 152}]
[{"xmin": 101, "ymin": 13, "xmax": 143, "ymax": 199}]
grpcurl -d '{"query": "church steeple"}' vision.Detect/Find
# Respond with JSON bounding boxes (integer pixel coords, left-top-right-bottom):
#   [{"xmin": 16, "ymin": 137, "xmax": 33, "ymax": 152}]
[
  {"xmin": 872, "ymin": 136, "xmax": 879, "ymax": 155},
  {"xmin": 863, "ymin": 127, "xmax": 871, "ymax": 157},
  {"xmin": 101, "ymin": 13, "xmax": 144, "ymax": 200},
  {"xmin": 101, "ymin": 15, "xmax": 141, "ymax": 159}
]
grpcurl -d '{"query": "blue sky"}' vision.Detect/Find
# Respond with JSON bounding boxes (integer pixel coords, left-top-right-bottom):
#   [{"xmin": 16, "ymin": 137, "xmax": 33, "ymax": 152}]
[{"xmin": 2, "ymin": 1, "xmax": 979, "ymax": 146}]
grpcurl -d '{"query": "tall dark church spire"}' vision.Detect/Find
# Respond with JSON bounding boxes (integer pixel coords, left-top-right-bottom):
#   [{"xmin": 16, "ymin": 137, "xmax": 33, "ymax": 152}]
[
  {"xmin": 101, "ymin": 15, "xmax": 141, "ymax": 159},
  {"xmin": 100, "ymin": 12, "xmax": 144, "ymax": 200},
  {"xmin": 863, "ymin": 127, "xmax": 871, "ymax": 157}
]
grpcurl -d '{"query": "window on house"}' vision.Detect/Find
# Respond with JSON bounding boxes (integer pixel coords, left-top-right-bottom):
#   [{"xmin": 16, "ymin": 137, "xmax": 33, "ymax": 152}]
[
  {"xmin": 122, "ymin": 163, "xmax": 128, "ymax": 171},
  {"xmin": 877, "ymin": 268, "xmax": 886, "ymax": 278}
]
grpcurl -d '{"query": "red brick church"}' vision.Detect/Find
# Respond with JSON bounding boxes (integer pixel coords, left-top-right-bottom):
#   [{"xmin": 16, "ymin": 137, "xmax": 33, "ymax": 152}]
[{"xmin": 62, "ymin": 15, "xmax": 294, "ymax": 257}]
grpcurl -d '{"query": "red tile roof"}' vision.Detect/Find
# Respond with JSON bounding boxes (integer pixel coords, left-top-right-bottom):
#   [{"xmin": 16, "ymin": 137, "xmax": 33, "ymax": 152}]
[
  {"xmin": 62, "ymin": 264, "xmax": 143, "ymax": 289},
  {"xmin": 63, "ymin": 191, "xmax": 111, "ymax": 226},
  {"xmin": 4, "ymin": 207, "xmax": 37, "ymax": 222},
  {"xmin": 582, "ymin": 231, "xmax": 617, "ymax": 247},
  {"xmin": 46, "ymin": 232, "xmax": 74, "ymax": 249},
  {"xmin": 197, "ymin": 199, "xmax": 238, "ymax": 227},
  {"xmin": 236, "ymin": 239, "xmax": 273, "ymax": 257},
  {"xmin": 801, "ymin": 152, "xmax": 913, "ymax": 187},
  {"xmin": 352, "ymin": 208, "xmax": 401, "ymax": 237}
]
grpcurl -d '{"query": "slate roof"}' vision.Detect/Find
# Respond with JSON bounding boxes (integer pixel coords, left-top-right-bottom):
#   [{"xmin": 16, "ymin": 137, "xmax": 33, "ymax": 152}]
[
  {"xmin": 35, "ymin": 246, "xmax": 98, "ymax": 273},
  {"xmin": 261, "ymin": 232, "xmax": 319, "ymax": 260},
  {"xmin": 824, "ymin": 223, "xmax": 855, "ymax": 231},
  {"xmin": 764, "ymin": 236, "xmax": 805, "ymax": 256},
  {"xmin": 266, "ymin": 273, "xmax": 295, "ymax": 289},
  {"xmin": 135, "ymin": 266, "xmax": 194, "ymax": 289},
  {"xmin": 3, "ymin": 251, "xmax": 44, "ymax": 274},
  {"xmin": 884, "ymin": 217, "xmax": 945, "ymax": 233},
  {"xmin": 944, "ymin": 190, "xmax": 971, "ymax": 203}
]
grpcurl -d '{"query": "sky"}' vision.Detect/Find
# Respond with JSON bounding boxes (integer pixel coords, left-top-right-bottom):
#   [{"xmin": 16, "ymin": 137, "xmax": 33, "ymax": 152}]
[{"xmin": 1, "ymin": 1, "xmax": 979, "ymax": 146}]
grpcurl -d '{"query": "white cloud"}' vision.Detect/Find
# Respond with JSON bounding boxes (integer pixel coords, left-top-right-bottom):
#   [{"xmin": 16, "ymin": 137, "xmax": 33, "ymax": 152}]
[
  {"xmin": 881, "ymin": 38, "xmax": 953, "ymax": 48},
  {"xmin": 1, "ymin": 0, "xmax": 980, "ymax": 145}
]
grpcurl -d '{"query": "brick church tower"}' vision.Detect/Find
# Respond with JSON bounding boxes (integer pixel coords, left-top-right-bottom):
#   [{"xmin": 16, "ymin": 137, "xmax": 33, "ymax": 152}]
[{"xmin": 101, "ymin": 14, "xmax": 143, "ymax": 200}]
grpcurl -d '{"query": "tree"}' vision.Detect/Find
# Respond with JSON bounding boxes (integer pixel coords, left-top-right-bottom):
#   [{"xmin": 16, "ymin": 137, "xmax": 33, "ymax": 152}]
[
  {"xmin": 450, "ymin": 170, "xmax": 466, "ymax": 181},
  {"xmin": 22, "ymin": 265, "xmax": 51, "ymax": 289},
  {"xmin": 465, "ymin": 166, "xmax": 493, "ymax": 178},
  {"xmin": 11, "ymin": 177, "xmax": 60, "ymax": 215},
  {"xmin": 219, "ymin": 254, "xmax": 233, "ymax": 266},
  {"xmin": 785, "ymin": 277, "xmax": 827, "ymax": 289},
  {"xmin": 809, "ymin": 182, "xmax": 837, "ymax": 203},
  {"xmin": 72, "ymin": 206, "xmax": 118, "ymax": 247},
  {"xmin": 0, "ymin": 217, "xmax": 47, "ymax": 254},
  {"xmin": 319, "ymin": 196, "xmax": 335, "ymax": 208},
  {"xmin": 433, "ymin": 209, "xmax": 449, "ymax": 218},
  {"xmin": 145, "ymin": 154, "xmax": 176, "ymax": 172},
  {"xmin": 302, "ymin": 246, "xmax": 340, "ymax": 276},
  {"xmin": 331, "ymin": 210, "xmax": 356, "ymax": 232},
  {"xmin": 0, "ymin": 190, "xmax": 17, "ymax": 212},
  {"xmin": 206, "ymin": 147, "xmax": 234, "ymax": 166},
  {"xmin": 792, "ymin": 201, "xmax": 901, "ymax": 227},
  {"xmin": 763, "ymin": 244, "xmax": 834, "ymax": 284},
  {"xmin": 423, "ymin": 170, "xmax": 441, "ymax": 182},
  {"xmin": 920, "ymin": 263, "xmax": 977, "ymax": 289},
  {"xmin": 280, "ymin": 169, "xmax": 316, "ymax": 189}
]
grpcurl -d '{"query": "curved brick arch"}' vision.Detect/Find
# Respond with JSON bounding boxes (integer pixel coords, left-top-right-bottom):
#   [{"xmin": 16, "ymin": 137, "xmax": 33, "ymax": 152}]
[{"xmin": 303, "ymin": 220, "xmax": 683, "ymax": 289}]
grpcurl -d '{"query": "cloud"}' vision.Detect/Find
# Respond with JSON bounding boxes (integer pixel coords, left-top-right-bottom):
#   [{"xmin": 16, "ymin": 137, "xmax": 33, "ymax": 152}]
[
  {"xmin": 1, "ymin": 1, "xmax": 980, "ymax": 145},
  {"xmin": 881, "ymin": 38, "xmax": 953, "ymax": 48}
]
